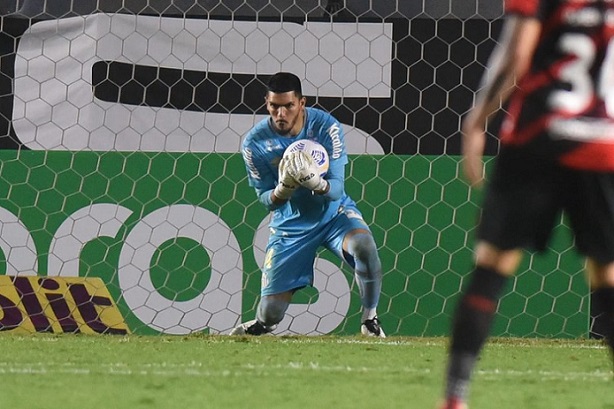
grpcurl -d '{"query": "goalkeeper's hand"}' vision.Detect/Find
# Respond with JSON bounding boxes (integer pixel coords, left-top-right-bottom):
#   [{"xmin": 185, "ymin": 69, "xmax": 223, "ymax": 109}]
[
  {"xmin": 286, "ymin": 151, "xmax": 328, "ymax": 192},
  {"xmin": 273, "ymin": 156, "xmax": 297, "ymax": 200}
]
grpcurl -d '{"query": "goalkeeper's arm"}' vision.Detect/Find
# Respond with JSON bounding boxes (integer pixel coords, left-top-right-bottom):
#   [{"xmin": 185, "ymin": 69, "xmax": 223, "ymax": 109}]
[
  {"xmin": 319, "ymin": 159, "xmax": 344, "ymax": 201},
  {"xmin": 255, "ymin": 185, "xmax": 291, "ymax": 210}
]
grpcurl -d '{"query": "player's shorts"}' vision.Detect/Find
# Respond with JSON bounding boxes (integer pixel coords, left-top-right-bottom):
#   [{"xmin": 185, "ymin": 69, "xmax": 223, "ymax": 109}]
[
  {"xmin": 478, "ymin": 147, "xmax": 614, "ymax": 264},
  {"xmin": 260, "ymin": 204, "xmax": 371, "ymax": 296}
]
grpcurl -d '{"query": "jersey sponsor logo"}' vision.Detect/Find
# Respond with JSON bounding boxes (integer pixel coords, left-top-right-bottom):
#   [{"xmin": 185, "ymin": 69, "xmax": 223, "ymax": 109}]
[
  {"xmin": 328, "ymin": 123, "xmax": 343, "ymax": 159},
  {"xmin": 242, "ymin": 147, "xmax": 260, "ymax": 180},
  {"xmin": 564, "ymin": 7, "xmax": 609, "ymax": 27},
  {"xmin": 549, "ymin": 117, "xmax": 614, "ymax": 142},
  {"xmin": 0, "ymin": 276, "xmax": 128, "ymax": 334},
  {"xmin": 265, "ymin": 139, "xmax": 284, "ymax": 152}
]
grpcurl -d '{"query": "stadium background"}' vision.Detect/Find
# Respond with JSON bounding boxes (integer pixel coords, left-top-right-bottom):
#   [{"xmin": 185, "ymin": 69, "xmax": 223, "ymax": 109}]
[{"xmin": 0, "ymin": 1, "xmax": 592, "ymax": 337}]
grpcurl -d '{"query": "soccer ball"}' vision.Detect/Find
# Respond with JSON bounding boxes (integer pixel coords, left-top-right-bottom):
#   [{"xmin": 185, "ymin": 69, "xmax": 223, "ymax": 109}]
[{"xmin": 284, "ymin": 139, "xmax": 329, "ymax": 176}]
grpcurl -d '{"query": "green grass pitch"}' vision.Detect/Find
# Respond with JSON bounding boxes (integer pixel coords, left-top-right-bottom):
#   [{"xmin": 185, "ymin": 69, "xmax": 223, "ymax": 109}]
[{"xmin": 0, "ymin": 334, "xmax": 611, "ymax": 409}]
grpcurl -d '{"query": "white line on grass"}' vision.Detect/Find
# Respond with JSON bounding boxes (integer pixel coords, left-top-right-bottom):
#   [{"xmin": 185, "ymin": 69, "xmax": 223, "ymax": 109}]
[
  {"xmin": 0, "ymin": 361, "xmax": 609, "ymax": 382},
  {"xmin": 7, "ymin": 335, "xmax": 607, "ymax": 351},
  {"xmin": 476, "ymin": 368, "xmax": 612, "ymax": 381}
]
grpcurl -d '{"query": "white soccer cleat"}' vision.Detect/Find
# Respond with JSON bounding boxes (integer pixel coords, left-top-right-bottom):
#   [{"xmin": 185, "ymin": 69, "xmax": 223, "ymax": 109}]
[
  {"xmin": 361, "ymin": 317, "xmax": 386, "ymax": 338},
  {"xmin": 229, "ymin": 320, "xmax": 255, "ymax": 335}
]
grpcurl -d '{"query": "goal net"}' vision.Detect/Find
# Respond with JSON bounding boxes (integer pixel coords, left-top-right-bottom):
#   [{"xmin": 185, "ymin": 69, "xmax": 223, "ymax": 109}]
[{"xmin": 0, "ymin": 0, "xmax": 590, "ymax": 337}]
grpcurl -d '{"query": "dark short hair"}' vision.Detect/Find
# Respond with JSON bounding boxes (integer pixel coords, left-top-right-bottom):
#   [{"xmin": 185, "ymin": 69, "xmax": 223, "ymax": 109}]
[{"xmin": 266, "ymin": 72, "xmax": 303, "ymax": 97}]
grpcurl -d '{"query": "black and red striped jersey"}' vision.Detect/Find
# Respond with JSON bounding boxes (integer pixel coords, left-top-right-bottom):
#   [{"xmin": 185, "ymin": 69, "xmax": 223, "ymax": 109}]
[{"xmin": 502, "ymin": 0, "xmax": 614, "ymax": 170}]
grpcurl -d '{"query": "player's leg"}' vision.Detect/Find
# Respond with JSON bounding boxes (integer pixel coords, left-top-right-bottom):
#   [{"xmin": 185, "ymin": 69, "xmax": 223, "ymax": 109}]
[
  {"xmin": 342, "ymin": 228, "xmax": 385, "ymax": 337},
  {"xmin": 325, "ymin": 205, "xmax": 385, "ymax": 337},
  {"xmin": 442, "ymin": 243, "xmax": 520, "ymax": 408},
  {"xmin": 229, "ymin": 229, "xmax": 319, "ymax": 335},
  {"xmin": 229, "ymin": 291, "xmax": 293, "ymax": 335},
  {"xmin": 441, "ymin": 148, "xmax": 562, "ymax": 408},
  {"xmin": 567, "ymin": 171, "xmax": 614, "ymax": 365},
  {"xmin": 586, "ymin": 259, "xmax": 614, "ymax": 362}
]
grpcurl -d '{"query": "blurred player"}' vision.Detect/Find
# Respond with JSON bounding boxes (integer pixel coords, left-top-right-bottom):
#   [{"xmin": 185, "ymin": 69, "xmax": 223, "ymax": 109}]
[
  {"xmin": 440, "ymin": 1, "xmax": 614, "ymax": 408},
  {"xmin": 231, "ymin": 72, "xmax": 385, "ymax": 337}
]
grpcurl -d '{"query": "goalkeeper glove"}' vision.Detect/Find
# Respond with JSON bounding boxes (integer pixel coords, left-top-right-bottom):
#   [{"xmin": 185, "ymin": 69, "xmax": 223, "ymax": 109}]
[
  {"xmin": 287, "ymin": 151, "xmax": 328, "ymax": 192},
  {"xmin": 273, "ymin": 156, "xmax": 297, "ymax": 200}
]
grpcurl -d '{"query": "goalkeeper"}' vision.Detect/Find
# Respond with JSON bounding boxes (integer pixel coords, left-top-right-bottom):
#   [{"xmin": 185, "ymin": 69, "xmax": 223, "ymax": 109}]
[{"xmin": 231, "ymin": 72, "xmax": 385, "ymax": 337}]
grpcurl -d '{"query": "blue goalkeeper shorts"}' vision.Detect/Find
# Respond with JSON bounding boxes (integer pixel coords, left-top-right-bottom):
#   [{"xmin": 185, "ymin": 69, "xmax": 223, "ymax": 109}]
[{"xmin": 260, "ymin": 204, "xmax": 371, "ymax": 296}]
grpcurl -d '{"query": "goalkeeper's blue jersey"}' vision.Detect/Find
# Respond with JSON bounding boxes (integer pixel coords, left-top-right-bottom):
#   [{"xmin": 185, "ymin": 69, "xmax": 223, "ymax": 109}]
[{"xmin": 242, "ymin": 107, "xmax": 356, "ymax": 235}]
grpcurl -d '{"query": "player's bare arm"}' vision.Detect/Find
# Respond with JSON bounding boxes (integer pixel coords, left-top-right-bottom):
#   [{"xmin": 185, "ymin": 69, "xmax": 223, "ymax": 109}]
[{"xmin": 461, "ymin": 16, "xmax": 541, "ymax": 187}]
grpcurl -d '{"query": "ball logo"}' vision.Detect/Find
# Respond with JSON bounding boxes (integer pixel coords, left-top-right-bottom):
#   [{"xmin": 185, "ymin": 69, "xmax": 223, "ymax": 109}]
[
  {"xmin": 311, "ymin": 150, "xmax": 328, "ymax": 169},
  {"xmin": 284, "ymin": 139, "xmax": 330, "ymax": 176}
]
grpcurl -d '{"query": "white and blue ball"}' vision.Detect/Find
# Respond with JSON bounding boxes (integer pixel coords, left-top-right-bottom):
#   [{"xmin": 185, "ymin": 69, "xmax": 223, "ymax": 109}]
[{"xmin": 283, "ymin": 139, "xmax": 329, "ymax": 176}]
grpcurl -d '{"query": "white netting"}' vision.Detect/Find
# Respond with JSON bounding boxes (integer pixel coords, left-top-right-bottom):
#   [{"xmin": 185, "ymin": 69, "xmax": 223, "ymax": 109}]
[{"xmin": 0, "ymin": 1, "xmax": 590, "ymax": 338}]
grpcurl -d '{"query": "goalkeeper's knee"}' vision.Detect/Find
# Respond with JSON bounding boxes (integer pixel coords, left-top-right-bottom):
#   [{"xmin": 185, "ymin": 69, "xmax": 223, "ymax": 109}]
[{"xmin": 257, "ymin": 296, "xmax": 290, "ymax": 327}]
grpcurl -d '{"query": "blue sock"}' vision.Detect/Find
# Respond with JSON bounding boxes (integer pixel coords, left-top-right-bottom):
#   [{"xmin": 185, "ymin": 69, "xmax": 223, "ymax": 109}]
[
  {"xmin": 256, "ymin": 296, "xmax": 290, "ymax": 328},
  {"xmin": 347, "ymin": 233, "xmax": 382, "ymax": 317}
]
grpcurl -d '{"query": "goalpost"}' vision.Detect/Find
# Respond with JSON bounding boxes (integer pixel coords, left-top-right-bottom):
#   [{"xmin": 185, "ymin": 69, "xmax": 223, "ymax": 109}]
[{"xmin": 0, "ymin": 0, "xmax": 590, "ymax": 337}]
